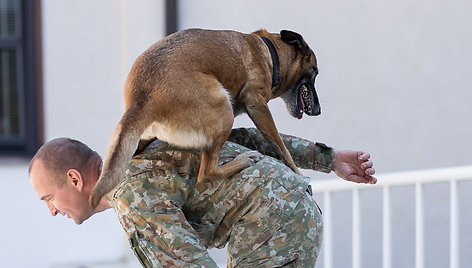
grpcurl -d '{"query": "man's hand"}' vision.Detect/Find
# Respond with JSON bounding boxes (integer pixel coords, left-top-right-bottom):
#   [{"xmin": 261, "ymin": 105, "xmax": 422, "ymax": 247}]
[{"xmin": 332, "ymin": 150, "xmax": 377, "ymax": 184}]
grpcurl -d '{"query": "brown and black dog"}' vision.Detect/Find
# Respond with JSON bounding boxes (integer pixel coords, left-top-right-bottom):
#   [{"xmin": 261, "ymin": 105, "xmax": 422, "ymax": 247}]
[{"xmin": 90, "ymin": 28, "xmax": 321, "ymax": 208}]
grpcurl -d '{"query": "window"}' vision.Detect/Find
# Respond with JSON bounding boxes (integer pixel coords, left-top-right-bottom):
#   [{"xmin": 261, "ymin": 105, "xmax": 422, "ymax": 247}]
[{"xmin": 0, "ymin": 0, "xmax": 41, "ymax": 157}]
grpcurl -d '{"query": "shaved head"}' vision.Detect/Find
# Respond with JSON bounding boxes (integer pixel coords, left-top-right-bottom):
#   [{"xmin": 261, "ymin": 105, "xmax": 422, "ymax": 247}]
[{"xmin": 29, "ymin": 138, "xmax": 99, "ymax": 187}]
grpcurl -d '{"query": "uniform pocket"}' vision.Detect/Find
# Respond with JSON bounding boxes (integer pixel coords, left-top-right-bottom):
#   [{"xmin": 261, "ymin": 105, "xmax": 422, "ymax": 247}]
[{"xmin": 129, "ymin": 233, "xmax": 153, "ymax": 268}]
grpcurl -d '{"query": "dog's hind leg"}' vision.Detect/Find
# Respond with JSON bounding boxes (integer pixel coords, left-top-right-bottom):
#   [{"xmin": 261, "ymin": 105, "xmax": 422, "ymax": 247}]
[
  {"xmin": 197, "ymin": 132, "xmax": 262, "ymax": 183},
  {"xmin": 196, "ymin": 102, "xmax": 260, "ymax": 183}
]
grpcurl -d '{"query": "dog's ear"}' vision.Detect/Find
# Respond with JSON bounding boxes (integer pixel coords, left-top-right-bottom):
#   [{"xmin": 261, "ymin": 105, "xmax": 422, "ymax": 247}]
[{"xmin": 280, "ymin": 30, "xmax": 309, "ymax": 53}]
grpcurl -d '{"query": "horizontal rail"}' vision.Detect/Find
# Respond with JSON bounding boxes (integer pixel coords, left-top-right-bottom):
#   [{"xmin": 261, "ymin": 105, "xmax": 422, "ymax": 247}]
[{"xmin": 310, "ymin": 165, "xmax": 472, "ymax": 193}]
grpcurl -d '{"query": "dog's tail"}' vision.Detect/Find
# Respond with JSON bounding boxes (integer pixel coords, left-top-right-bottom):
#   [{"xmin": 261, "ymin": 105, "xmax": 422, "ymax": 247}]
[{"xmin": 89, "ymin": 105, "xmax": 148, "ymax": 209}]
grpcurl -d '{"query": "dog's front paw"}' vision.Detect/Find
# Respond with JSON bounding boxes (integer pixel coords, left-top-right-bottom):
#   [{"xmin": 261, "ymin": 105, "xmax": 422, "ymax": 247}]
[{"xmin": 235, "ymin": 151, "xmax": 263, "ymax": 168}]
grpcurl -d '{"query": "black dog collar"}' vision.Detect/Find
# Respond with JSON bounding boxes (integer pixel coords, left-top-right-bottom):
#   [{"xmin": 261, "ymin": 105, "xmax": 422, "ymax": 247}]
[{"xmin": 260, "ymin": 36, "xmax": 281, "ymax": 89}]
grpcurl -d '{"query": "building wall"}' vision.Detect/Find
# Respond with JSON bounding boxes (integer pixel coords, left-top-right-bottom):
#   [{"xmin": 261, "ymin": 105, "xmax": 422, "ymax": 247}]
[
  {"xmin": 179, "ymin": 0, "xmax": 472, "ymax": 174},
  {"xmin": 1, "ymin": 0, "xmax": 471, "ymax": 267},
  {"xmin": 0, "ymin": 1, "xmax": 166, "ymax": 268}
]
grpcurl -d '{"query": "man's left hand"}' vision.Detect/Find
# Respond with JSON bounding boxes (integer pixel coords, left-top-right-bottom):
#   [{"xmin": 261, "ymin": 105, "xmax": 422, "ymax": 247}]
[{"xmin": 332, "ymin": 150, "xmax": 377, "ymax": 184}]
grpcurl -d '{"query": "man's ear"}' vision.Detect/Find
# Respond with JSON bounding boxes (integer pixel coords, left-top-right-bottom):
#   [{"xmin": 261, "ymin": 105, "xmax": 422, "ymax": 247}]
[
  {"xmin": 67, "ymin": 169, "xmax": 84, "ymax": 191},
  {"xmin": 280, "ymin": 30, "xmax": 309, "ymax": 53}
]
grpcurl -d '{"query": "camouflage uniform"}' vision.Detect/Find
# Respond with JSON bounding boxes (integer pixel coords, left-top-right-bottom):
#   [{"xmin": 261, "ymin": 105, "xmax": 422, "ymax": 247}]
[{"xmin": 106, "ymin": 128, "xmax": 334, "ymax": 268}]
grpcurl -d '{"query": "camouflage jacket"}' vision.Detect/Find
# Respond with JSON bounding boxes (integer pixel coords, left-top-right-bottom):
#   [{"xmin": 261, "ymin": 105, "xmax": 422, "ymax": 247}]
[{"xmin": 106, "ymin": 128, "xmax": 334, "ymax": 267}]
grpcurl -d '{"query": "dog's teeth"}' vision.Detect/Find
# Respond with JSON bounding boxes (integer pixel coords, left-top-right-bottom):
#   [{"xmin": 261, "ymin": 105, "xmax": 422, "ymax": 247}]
[{"xmin": 300, "ymin": 85, "xmax": 311, "ymax": 113}]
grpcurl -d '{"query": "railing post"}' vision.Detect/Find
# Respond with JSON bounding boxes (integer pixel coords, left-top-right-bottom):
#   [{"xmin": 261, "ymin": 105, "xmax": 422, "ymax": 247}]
[
  {"xmin": 450, "ymin": 180, "xmax": 459, "ymax": 268},
  {"xmin": 352, "ymin": 189, "xmax": 361, "ymax": 268},
  {"xmin": 415, "ymin": 182, "xmax": 424, "ymax": 268},
  {"xmin": 383, "ymin": 186, "xmax": 391, "ymax": 268}
]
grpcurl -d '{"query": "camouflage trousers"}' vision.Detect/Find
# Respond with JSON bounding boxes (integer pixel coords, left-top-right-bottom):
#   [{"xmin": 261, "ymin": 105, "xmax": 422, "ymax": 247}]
[
  {"xmin": 112, "ymin": 156, "xmax": 323, "ymax": 267},
  {"xmin": 122, "ymin": 185, "xmax": 323, "ymax": 267},
  {"xmin": 226, "ymin": 191, "xmax": 323, "ymax": 267}
]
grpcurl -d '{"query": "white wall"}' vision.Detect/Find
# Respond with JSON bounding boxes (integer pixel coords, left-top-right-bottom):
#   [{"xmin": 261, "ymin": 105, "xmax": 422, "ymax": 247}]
[
  {"xmin": 0, "ymin": 1, "xmax": 166, "ymax": 268},
  {"xmin": 42, "ymin": 0, "xmax": 166, "ymax": 155},
  {"xmin": 179, "ymin": 0, "xmax": 472, "ymax": 174}
]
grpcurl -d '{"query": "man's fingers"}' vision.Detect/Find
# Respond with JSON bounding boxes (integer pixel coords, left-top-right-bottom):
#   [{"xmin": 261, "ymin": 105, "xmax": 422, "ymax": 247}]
[
  {"xmin": 361, "ymin": 160, "xmax": 373, "ymax": 169},
  {"xmin": 360, "ymin": 154, "xmax": 375, "ymax": 177},
  {"xmin": 367, "ymin": 175, "xmax": 377, "ymax": 184},
  {"xmin": 348, "ymin": 174, "xmax": 376, "ymax": 184},
  {"xmin": 356, "ymin": 175, "xmax": 377, "ymax": 184},
  {"xmin": 367, "ymin": 168, "xmax": 376, "ymax": 176},
  {"xmin": 358, "ymin": 152, "xmax": 370, "ymax": 161}
]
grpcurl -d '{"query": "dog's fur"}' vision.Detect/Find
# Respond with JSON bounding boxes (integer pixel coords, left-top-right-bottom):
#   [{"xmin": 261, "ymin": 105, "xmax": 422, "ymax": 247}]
[{"xmin": 90, "ymin": 28, "xmax": 321, "ymax": 208}]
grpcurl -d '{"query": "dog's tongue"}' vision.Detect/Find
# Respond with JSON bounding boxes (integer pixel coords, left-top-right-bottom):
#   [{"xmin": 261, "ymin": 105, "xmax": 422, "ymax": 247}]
[{"xmin": 298, "ymin": 94, "xmax": 304, "ymax": 119}]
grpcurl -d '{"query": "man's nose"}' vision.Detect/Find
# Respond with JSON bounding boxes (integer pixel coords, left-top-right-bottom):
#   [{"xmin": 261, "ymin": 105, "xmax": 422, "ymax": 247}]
[{"xmin": 47, "ymin": 202, "xmax": 58, "ymax": 216}]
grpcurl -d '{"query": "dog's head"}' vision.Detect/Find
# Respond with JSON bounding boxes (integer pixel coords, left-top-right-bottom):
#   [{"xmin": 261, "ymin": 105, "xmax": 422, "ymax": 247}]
[{"xmin": 279, "ymin": 30, "xmax": 321, "ymax": 119}]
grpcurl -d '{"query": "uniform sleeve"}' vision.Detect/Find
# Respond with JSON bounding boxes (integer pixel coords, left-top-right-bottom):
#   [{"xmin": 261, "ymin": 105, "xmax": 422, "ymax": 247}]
[{"xmin": 228, "ymin": 128, "xmax": 334, "ymax": 173}]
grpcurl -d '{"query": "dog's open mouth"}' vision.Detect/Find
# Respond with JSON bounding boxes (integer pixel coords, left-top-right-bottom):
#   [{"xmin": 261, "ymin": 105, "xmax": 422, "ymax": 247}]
[
  {"xmin": 281, "ymin": 77, "xmax": 320, "ymax": 120},
  {"xmin": 298, "ymin": 84, "xmax": 312, "ymax": 119},
  {"xmin": 298, "ymin": 84, "xmax": 311, "ymax": 119}
]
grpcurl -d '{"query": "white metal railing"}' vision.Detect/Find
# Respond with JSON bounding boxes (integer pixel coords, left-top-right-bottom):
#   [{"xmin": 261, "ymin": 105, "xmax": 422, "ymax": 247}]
[{"xmin": 310, "ymin": 165, "xmax": 472, "ymax": 268}]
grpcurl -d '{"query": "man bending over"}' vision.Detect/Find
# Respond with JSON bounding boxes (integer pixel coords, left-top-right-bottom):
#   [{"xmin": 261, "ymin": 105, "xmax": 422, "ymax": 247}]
[{"xmin": 29, "ymin": 128, "xmax": 376, "ymax": 267}]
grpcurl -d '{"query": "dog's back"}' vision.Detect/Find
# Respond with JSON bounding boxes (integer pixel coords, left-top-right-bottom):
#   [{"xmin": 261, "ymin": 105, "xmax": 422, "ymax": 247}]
[{"xmin": 125, "ymin": 29, "xmax": 260, "ymax": 104}]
